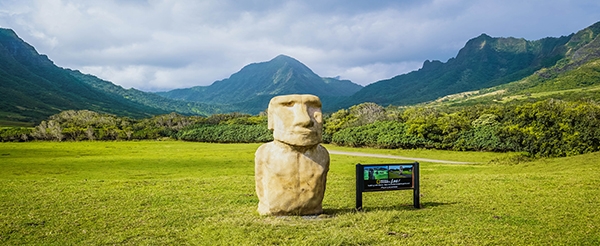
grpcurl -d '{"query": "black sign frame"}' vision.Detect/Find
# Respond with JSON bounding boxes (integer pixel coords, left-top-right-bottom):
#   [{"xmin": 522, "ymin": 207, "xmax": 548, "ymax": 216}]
[{"xmin": 356, "ymin": 162, "xmax": 420, "ymax": 211}]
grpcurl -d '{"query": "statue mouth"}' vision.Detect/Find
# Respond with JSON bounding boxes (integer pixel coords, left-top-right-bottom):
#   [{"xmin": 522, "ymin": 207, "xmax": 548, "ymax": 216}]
[
  {"xmin": 292, "ymin": 130, "xmax": 314, "ymax": 135},
  {"xmin": 291, "ymin": 129, "xmax": 316, "ymax": 135},
  {"xmin": 291, "ymin": 131, "xmax": 318, "ymax": 138}
]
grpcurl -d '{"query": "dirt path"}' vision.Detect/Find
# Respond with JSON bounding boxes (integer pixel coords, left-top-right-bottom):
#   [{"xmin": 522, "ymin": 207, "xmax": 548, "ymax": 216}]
[{"xmin": 328, "ymin": 150, "xmax": 477, "ymax": 164}]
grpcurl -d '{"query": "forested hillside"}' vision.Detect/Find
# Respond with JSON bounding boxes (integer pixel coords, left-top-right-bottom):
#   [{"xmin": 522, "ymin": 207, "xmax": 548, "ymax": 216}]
[
  {"xmin": 0, "ymin": 28, "xmax": 168, "ymax": 125},
  {"xmin": 67, "ymin": 69, "xmax": 230, "ymax": 116},
  {"xmin": 0, "ymin": 28, "xmax": 247, "ymax": 125},
  {"xmin": 336, "ymin": 33, "xmax": 572, "ymax": 108},
  {"xmin": 427, "ymin": 21, "xmax": 600, "ymax": 107}
]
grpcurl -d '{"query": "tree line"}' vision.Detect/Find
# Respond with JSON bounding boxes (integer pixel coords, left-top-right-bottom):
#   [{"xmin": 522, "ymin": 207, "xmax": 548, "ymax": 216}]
[
  {"xmin": 2, "ymin": 98, "xmax": 600, "ymax": 158},
  {"xmin": 325, "ymin": 99, "xmax": 600, "ymax": 157},
  {"xmin": 0, "ymin": 110, "xmax": 270, "ymax": 143}
]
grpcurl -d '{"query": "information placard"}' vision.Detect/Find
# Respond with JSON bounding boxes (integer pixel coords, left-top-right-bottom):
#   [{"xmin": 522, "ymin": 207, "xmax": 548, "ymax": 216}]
[
  {"xmin": 356, "ymin": 162, "xmax": 420, "ymax": 210},
  {"xmin": 362, "ymin": 164, "xmax": 414, "ymax": 191}
]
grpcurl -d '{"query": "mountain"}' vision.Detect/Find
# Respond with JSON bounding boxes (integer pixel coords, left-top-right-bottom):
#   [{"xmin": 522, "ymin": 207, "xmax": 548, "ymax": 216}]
[
  {"xmin": 336, "ymin": 30, "xmax": 576, "ymax": 108},
  {"xmin": 0, "ymin": 28, "xmax": 175, "ymax": 125},
  {"xmin": 161, "ymin": 23, "xmax": 599, "ymax": 112},
  {"xmin": 157, "ymin": 55, "xmax": 363, "ymax": 113},
  {"xmin": 3, "ymin": 21, "xmax": 600, "ymax": 125},
  {"xmin": 0, "ymin": 28, "xmax": 233, "ymax": 126},
  {"xmin": 0, "ymin": 27, "xmax": 361, "ymax": 125},
  {"xmin": 66, "ymin": 69, "xmax": 231, "ymax": 116},
  {"xmin": 425, "ymin": 21, "xmax": 600, "ymax": 107}
]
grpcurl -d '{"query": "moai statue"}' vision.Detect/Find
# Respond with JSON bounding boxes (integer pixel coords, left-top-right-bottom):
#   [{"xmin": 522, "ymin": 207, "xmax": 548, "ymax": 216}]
[{"xmin": 255, "ymin": 94, "xmax": 330, "ymax": 215}]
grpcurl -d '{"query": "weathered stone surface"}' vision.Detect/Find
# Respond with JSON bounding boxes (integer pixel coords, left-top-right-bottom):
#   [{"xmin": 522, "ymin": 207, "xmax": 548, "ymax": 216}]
[{"xmin": 255, "ymin": 94, "xmax": 330, "ymax": 215}]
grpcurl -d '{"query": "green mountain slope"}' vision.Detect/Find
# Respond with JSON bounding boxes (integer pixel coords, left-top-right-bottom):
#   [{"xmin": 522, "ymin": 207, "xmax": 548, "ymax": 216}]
[
  {"xmin": 0, "ymin": 28, "xmax": 170, "ymax": 125},
  {"xmin": 67, "ymin": 69, "xmax": 230, "ymax": 116},
  {"xmin": 427, "ymin": 21, "xmax": 600, "ymax": 107},
  {"xmin": 3, "ymin": 20, "xmax": 600, "ymax": 124},
  {"xmin": 336, "ymin": 31, "xmax": 576, "ymax": 109},
  {"xmin": 157, "ymin": 55, "xmax": 363, "ymax": 113}
]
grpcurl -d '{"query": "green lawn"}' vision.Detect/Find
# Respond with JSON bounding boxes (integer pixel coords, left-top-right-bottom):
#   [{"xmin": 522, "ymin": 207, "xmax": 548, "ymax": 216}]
[{"xmin": 0, "ymin": 141, "xmax": 598, "ymax": 245}]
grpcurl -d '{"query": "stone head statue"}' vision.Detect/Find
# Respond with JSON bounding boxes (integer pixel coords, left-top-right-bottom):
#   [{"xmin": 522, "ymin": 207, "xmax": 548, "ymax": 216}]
[
  {"xmin": 255, "ymin": 94, "xmax": 330, "ymax": 216},
  {"xmin": 267, "ymin": 94, "xmax": 323, "ymax": 147}
]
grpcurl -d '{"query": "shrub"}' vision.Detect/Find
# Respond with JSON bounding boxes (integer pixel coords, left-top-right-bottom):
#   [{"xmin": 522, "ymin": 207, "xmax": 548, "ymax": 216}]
[
  {"xmin": 178, "ymin": 124, "xmax": 272, "ymax": 143},
  {"xmin": 0, "ymin": 127, "xmax": 32, "ymax": 142}
]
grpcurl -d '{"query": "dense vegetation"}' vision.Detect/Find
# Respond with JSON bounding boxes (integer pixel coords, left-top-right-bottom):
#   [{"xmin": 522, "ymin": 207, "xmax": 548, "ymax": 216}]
[
  {"xmin": 3, "ymin": 95, "xmax": 600, "ymax": 158},
  {"xmin": 325, "ymin": 99, "xmax": 600, "ymax": 158},
  {"xmin": 177, "ymin": 115, "xmax": 272, "ymax": 143},
  {"xmin": 0, "ymin": 110, "xmax": 271, "ymax": 143}
]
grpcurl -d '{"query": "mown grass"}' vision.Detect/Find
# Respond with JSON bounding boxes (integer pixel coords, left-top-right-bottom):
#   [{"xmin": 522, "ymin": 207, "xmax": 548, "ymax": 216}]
[
  {"xmin": 499, "ymin": 85, "xmax": 600, "ymax": 102},
  {"xmin": 0, "ymin": 141, "xmax": 598, "ymax": 245}
]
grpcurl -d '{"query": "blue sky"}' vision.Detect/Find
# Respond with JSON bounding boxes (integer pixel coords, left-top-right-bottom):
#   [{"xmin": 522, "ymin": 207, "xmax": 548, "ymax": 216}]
[{"xmin": 1, "ymin": 0, "xmax": 598, "ymax": 91}]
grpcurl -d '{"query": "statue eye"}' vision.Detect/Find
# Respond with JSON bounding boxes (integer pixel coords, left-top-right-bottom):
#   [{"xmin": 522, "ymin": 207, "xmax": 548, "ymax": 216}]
[{"xmin": 280, "ymin": 101, "xmax": 294, "ymax": 107}]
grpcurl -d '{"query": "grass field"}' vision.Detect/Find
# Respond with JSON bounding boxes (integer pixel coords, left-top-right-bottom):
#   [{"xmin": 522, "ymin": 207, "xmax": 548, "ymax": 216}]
[{"xmin": 1, "ymin": 141, "xmax": 599, "ymax": 245}]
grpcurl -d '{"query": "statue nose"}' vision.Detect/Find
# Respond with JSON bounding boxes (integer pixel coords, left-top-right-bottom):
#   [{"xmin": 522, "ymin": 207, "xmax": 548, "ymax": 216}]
[{"xmin": 293, "ymin": 104, "xmax": 314, "ymax": 127}]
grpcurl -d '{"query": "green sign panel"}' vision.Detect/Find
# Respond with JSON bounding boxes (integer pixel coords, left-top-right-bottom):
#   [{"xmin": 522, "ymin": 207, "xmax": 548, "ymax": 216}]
[{"xmin": 356, "ymin": 162, "xmax": 420, "ymax": 210}]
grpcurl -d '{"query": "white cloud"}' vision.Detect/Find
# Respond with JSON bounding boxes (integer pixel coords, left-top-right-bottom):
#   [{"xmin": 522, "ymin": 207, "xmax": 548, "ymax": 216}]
[
  {"xmin": 1, "ymin": 0, "xmax": 599, "ymax": 91},
  {"xmin": 335, "ymin": 61, "xmax": 423, "ymax": 85}
]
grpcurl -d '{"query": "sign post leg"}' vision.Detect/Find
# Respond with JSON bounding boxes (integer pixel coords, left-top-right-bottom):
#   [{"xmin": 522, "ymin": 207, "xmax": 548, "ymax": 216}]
[
  {"xmin": 356, "ymin": 164, "xmax": 363, "ymax": 211},
  {"xmin": 413, "ymin": 162, "xmax": 421, "ymax": 209}
]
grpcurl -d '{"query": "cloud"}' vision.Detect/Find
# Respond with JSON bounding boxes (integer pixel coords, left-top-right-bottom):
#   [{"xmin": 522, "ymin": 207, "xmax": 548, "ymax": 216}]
[
  {"xmin": 81, "ymin": 63, "xmax": 219, "ymax": 91},
  {"xmin": 1, "ymin": 0, "xmax": 599, "ymax": 91}
]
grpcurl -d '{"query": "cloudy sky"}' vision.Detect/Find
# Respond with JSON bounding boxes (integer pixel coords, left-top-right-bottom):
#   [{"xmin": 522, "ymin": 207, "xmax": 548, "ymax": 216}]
[{"xmin": 1, "ymin": 0, "xmax": 598, "ymax": 92}]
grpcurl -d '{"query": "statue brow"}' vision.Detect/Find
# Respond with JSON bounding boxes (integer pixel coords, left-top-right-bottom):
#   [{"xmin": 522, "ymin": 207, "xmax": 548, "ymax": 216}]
[
  {"xmin": 271, "ymin": 98, "xmax": 297, "ymax": 106},
  {"xmin": 304, "ymin": 99, "xmax": 322, "ymax": 107},
  {"xmin": 270, "ymin": 95, "xmax": 322, "ymax": 107}
]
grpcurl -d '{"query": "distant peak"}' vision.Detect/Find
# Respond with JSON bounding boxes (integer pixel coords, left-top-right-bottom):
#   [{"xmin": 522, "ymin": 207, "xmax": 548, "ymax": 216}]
[
  {"xmin": 271, "ymin": 54, "xmax": 298, "ymax": 62},
  {"xmin": 470, "ymin": 33, "xmax": 493, "ymax": 44},
  {"xmin": 476, "ymin": 33, "xmax": 492, "ymax": 39},
  {"xmin": 268, "ymin": 55, "xmax": 308, "ymax": 70},
  {"xmin": 274, "ymin": 54, "xmax": 292, "ymax": 59}
]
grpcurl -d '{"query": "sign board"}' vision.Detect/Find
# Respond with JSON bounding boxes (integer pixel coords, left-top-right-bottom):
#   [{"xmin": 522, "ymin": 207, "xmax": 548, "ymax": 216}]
[
  {"xmin": 362, "ymin": 164, "xmax": 415, "ymax": 191},
  {"xmin": 356, "ymin": 162, "xmax": 420, "ymax": 210}
]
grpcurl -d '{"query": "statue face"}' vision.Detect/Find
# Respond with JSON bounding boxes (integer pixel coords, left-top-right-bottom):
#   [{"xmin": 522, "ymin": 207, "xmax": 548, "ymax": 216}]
[{"xmin": 268, "ymin": 94, "xmax": 323, "ymax": 146}]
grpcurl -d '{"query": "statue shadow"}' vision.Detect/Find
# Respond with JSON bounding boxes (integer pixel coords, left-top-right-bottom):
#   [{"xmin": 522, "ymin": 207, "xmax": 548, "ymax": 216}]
[{"xmin": 323, "ymin": 201, "xmax": 457, "ymax": 216}]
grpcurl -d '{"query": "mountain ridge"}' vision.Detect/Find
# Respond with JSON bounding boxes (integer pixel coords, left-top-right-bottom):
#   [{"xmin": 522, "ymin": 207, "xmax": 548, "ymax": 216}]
[
  {"xmin": 2, "ymin": 21, "xmax": 600, "ymax": 125},
  {"xmin": 156, "ymin": 54, "xmax": 363, "ymax": 113},
  {"xmin": 420, "ymin": 21, "xmax": 600, "ymax": 107},
  {"xmin": 0, "ymin": 28, "xmax": 171, "ymax": 125},
  {"xmin": 334, "ymin": 30, "xmax": 575, "ymax": 108}
]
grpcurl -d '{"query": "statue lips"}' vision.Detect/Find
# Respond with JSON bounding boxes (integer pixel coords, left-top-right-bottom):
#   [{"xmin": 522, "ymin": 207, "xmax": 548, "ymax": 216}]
[
  {"xmin": 290, "ymin": 127, "xmax": 320, "ymax": 141},
  {"xmin": 291, "ymin": 127, "xmax": 315, "ymax": 135}
]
